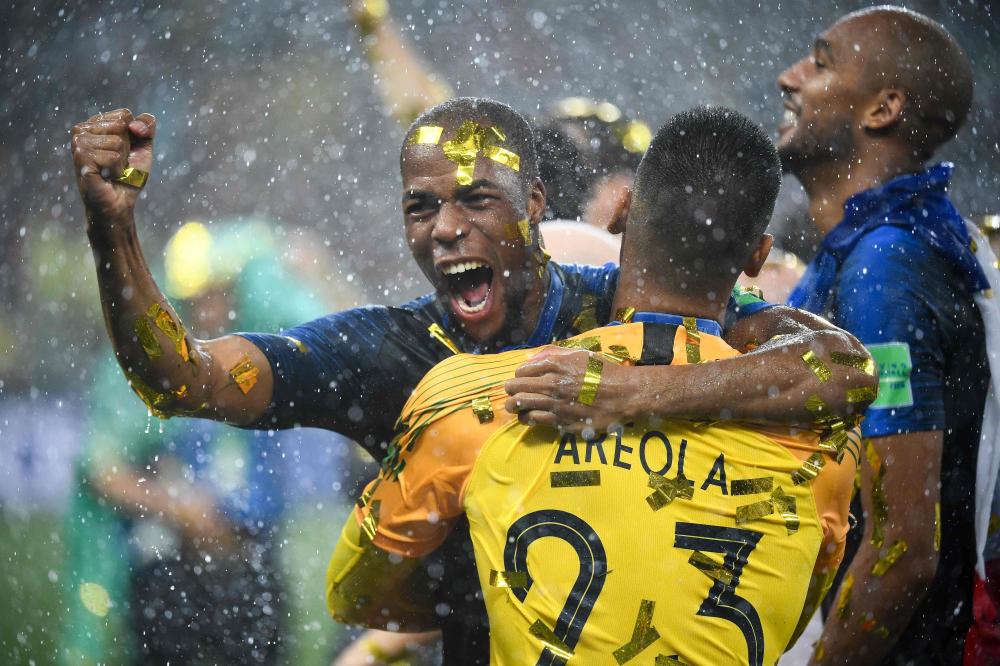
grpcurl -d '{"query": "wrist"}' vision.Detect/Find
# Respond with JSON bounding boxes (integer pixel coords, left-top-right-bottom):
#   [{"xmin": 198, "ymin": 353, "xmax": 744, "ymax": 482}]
[{"xmin": 87, "ymin": 211, "xmax": 136, "ymax": 248}]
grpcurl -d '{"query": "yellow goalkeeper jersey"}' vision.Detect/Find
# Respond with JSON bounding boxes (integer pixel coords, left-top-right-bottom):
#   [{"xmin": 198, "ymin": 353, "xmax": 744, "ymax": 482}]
[{"xmin": 330, "ymin": 319, "xmax": 857, "ymax": 665}]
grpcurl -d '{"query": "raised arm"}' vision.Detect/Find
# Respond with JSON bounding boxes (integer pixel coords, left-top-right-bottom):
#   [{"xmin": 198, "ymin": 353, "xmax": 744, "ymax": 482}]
[
  {"xmin": 72, "ymin": 109, "xmax": 272, "ymax": 424},
  {"xmin": 505, "ymin": 305, "xmax": 876, "ymax": 433},
  {"xmin": 351, "ymin": 0, "xmax": 452, "ymax": 125}
]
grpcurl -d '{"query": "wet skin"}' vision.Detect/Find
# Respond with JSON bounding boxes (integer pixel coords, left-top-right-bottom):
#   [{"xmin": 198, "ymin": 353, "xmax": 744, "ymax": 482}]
[{"xmin": 401, "ymin": 139, "xmax": 547, "ymax": 349}]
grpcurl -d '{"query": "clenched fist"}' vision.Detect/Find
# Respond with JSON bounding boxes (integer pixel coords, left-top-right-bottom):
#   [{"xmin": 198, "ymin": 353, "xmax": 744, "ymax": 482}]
[{"xmin": 71, "ymin": 108, "xmax": 155, "ymax": 235}]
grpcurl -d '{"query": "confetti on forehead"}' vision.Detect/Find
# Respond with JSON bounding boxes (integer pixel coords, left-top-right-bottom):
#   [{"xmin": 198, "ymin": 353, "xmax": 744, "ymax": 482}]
[{"xmin": 408, "ymin": 119, "xmax": 521, "ymax": 185}]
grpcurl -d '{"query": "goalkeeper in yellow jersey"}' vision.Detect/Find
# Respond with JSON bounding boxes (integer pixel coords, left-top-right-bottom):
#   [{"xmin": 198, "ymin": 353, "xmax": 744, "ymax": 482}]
[{"xmin": 327, "ymin": 107, "xmax": 862, "ymax": 666}]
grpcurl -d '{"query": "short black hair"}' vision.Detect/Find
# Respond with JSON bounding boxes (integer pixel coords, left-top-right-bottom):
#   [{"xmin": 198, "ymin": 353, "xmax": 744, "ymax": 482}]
[
  {"xmin": 536, "ymin": 101, "xmax": 649, "ymax": 220},
  {"xmin": 534, "ymin": 121, "xmax": 589, "ymax": 220},
  {"xmin": 401, "ymin": 97, "xmax": 539, "ymax": 202},
  {"xmin": 629, "ymin": 106, "xmax": 781, "ymax": 286}
]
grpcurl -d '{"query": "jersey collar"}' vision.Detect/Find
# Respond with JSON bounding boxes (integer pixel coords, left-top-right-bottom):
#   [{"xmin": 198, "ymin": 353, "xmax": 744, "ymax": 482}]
[
  {"xmin": 523, "ymin": 261, "xmax": 565, "ymax": 347},
  {"xmin": 629, "ymin": 311, "xmax": 722, "ymax": 337}
]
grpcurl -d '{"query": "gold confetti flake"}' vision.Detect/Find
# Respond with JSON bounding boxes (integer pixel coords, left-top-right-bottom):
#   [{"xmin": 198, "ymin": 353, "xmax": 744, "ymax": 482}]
[
  {"xmin": 866, "ymin": 440, "xmax": 888, "ymax": 549},
  {"xmin": 134, "ymin": 315, "xmax": 162, "ymax": 360},
  {"xmin": 656, "ymin": 656, "xmax": 690, "ymax": 666},
  {"xmin": 647, "ymin": 472, "xmax": 694, "ymax": 510},
  {"xmin": 427, "ymin": 323, "xmax": 460, "ymax": 355},
  {"xmin": 572, "ymin": 295, "xmax": 598, "ymax": 333},
  {"xmin": 835, "ymin": 573, "xmax": 854, "ymax": 619},
  {"xmin": 613, "ymin": 599, "xmax": 660, "ymax": 664},
  {"xmin": 688, "ymin": 551, "xmax": 733, "ymax": 586},
  {"xmin": 682, "ymin": 317, "xmax": 701, "ymax": 364},
  {"xmin": 535, "ymin": 246, "xmax": 551, "ymax": 278},
  {"xmin": 528, "ymin": 619, "xmax": 574, "ymax": 661},
  {"xmin": 115, "ymin": 166, "xmax": 148, "ymax": 189},
  {"xmin": 830, "ymin": 351, "xmax": 875, "ymax": 376},
  {"xmin": 871, "ymin": 539, "xmax": 908, "ymax": 576},
  {"xmin": 228, "ymin": 355, "xmax": 259, "ymax": 395},
  {"xmin": 517, "ymin": 218, "xmax": 531, "ymax": 245},
  {"xmin": 730, "ymin": 477, "xmax": 773, "ymax": 495},
  {"xmin": 441, "ymin": 120, "xmax": 520, "ymax": 185},
  {"xmin": 802, "ymin": 350, "xmax": 833, "ymax": 382},
  {"xmin": 578, "ymin": 356, "xmax": 603, "ymax": 405},
  {"xmin": 804, "ymin": 394, "xmax": 830, "ymax": 418},
  {"xmin": 556, "ymin": 336, "xmax": 602, "ymax": 351},
  {"xmin": 735, "ymin": 487, "xmax": 799, "ymax": 535},
  {"xmin": 551, "ymin": 470, "xmax": 601, "ymax": 487},
  {"xmin": 847, "ymin": 384, "xmax": 879, "ymax": 404},
  {"xmin": 735, "ymin": 499, "xmax": 773, "ymax": 525},
  {"xmin": 936, "ymin": 503, "xmax": 942, "ymax": 551},
  {"xmin": 791, "ymin": 452, "xmax": 825, "ymax": 485},
  {"xmin": 284, "ymin": 336, "xmax": 309, "ymax": 354},
  {"xmin": 615, "ymin": 307, "xmax": 635, "ymax": 324},
  {"xmin": 124, "ymin": 369, "xmax": 173, "ymax": 419},
  {"xmin": 489, "ymin": 569, "xmax": 528, "ymax": 589},
  {"xmin": 605, "ymin": 344, "xmax": 634, "ymax": 364},
  {"xmin": 407, "ymin": 125, "xmax": 444, "ymax": 146},
  {"xmin": 471, "ymin": 396, "xmax": 494, "ymax": 424},
  {"xmin": 149, "ymin": 303, "xmax": 191, "ymax": 363},
  {"xmin": 360, "ymin": 500, "xmax": 381, "ymax": 541}
]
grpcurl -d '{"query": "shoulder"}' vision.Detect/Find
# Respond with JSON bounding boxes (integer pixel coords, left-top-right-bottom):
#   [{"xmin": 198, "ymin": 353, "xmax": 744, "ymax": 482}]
[
  {"xmin": 402, "ymin": 349, "xmax": 533, "ymax": 420},
  {"xmin": 554, "ymin": 261, "xmax": 619, "ymax": 295},
  {"xmin": 840, "ymin": 224, "xmax": 936, "ymax": 277}
]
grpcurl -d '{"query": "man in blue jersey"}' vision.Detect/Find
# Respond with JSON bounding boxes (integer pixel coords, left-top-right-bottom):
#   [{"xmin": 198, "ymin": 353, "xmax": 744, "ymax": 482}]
[
  {"xmin": 779, "ymin": 7, "xmax": 990, "ymax": 664},
  {"xmin": 70, "ymin": 97, "xmax": 875, "ymax": 662}
]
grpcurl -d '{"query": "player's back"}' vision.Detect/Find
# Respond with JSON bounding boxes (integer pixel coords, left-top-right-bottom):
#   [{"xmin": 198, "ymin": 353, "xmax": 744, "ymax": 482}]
[{"xmin": 460, "ymin": 322, "xmax": 854, "ymax": 666}]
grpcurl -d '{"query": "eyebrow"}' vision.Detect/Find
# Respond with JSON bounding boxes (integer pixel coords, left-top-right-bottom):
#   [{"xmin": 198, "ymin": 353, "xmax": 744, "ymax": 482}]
[
  {"xmin": 402, "ymin": 178, "xmax": 501, "ymax": 204},
  {"xmin": 814, "ymin": 37, "xmax": 835, "ymax": 63},
  {"xmin": 455, "ymin": 179, "xmax": 499, "ymax": 196},
  {"xmin": 402, "ymin": 189, "xmax": 438, "ymax": 205}
]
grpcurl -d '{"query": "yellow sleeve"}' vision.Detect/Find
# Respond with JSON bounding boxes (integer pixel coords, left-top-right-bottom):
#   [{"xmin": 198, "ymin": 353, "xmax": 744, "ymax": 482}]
[
  {"xmin": 325, "ymin": 507, "xmax": 437, "ymax": 631},
  {"xmin": 363, "ymin": 403, "xmax": 510, "ymax": 557},
  {"xmin": 811, "ymin": 427, "xmax": 861, "ymax": 575}
]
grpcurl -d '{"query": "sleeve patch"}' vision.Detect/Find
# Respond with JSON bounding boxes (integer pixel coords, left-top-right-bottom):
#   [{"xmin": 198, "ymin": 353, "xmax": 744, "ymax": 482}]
[{"xmin": 867, "ymin": 342, "xmax": 914, "ymax": 409}]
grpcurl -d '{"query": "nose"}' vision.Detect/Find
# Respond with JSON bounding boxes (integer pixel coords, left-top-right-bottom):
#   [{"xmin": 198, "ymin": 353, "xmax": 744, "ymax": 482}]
[
  {"xmin": 778, "ymin": 57, "xmax": 806, "ymax": 94},
  {"xmin": 430, "ymin": 202, "xmax": 472, "ymax": 245}
]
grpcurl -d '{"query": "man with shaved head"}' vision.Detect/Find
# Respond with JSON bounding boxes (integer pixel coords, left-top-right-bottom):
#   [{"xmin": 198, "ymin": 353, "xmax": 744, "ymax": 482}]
[{"xmin": 779, "ymin": 6, "xmax": 996, "ymax": 665}]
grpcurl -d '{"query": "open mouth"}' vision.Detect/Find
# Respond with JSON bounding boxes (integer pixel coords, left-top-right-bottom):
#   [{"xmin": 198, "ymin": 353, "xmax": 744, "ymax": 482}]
[
  {"xmin": 441, "ymin": 260, "xmax": 495, "ymax": 317},
  {"xmin": 779, "ymin": 101, "xmax": 800, "ymax": 134}
]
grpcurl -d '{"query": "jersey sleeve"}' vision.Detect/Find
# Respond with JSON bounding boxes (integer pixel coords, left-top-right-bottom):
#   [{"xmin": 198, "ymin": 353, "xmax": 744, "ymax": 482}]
[
  {"xmin": 360, "ymin": 395, "xmax": 508, "ymax": 558},
  {"xmin": 833, "ymin": 227, "xmax": 947, "ymax": 438},
  {"xmin": 235, "ymin": 305, "xmax": 442, "ymax": 456},
  {"xmin": 811, "ymin": 429, "xmax": 861, "ymax": 573},
  {"xmin": 723, "ymin": 286, "xmax": 775, "ymax": 331}
]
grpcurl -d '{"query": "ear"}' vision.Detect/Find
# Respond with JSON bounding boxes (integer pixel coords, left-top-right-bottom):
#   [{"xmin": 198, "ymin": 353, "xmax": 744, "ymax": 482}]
[
  {"xmin": 741, "ymin": 234, "xmax": 774, "ymax": 278},
  {"xmin": 607, "ymin": 187, "xmax": 632, "ymax": 235},
  {"xmin": 527, "ymin": 178, "xmax": 547, "ymax": 225},
  {"xmin": 863, "ymin": 88, "xmax": 906, "ymax": 131}
]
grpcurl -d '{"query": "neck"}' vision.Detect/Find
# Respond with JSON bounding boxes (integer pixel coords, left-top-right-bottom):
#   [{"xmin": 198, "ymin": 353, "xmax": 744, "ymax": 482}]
[
  {"xmin": 611, "ymin": 268, "xmax": 728, "ymax": 325},
  {"xmin": 488, "ymin": 259, "xmax": 550, "ymax": 351},
  {"xmin": 795, "ymin": 142, "xmax": 925, "ymax": 237}
]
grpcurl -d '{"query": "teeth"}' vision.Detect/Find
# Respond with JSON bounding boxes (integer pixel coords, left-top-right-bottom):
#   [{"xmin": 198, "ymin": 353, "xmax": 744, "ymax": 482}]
[
  {"xmin": 783, "ymin": 109, "xmax": 798, "ymax": 126},
  {"xmin": 442, "ymin": 260, "xmax": 487, "ymax": 276}
]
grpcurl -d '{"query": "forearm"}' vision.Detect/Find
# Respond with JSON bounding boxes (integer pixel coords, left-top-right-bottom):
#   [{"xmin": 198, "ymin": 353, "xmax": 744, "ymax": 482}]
[
  {"xmin": 361, "ymin": 16, "xmax": 451, "ymax": 125},
  {"xmin": 89, "ymin": 218, "xmax": 213, "ymax": 416},
  {"xmin": 87, "ymin": 218, "xmax": 268, "ymax": 423},
  {"xmin": 811, "ymin": 543, "xmax": 934, "ymax": 664},
  {"xmin": 628, "ymin": 330, "xmax": 874, "ymax": 425}
]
